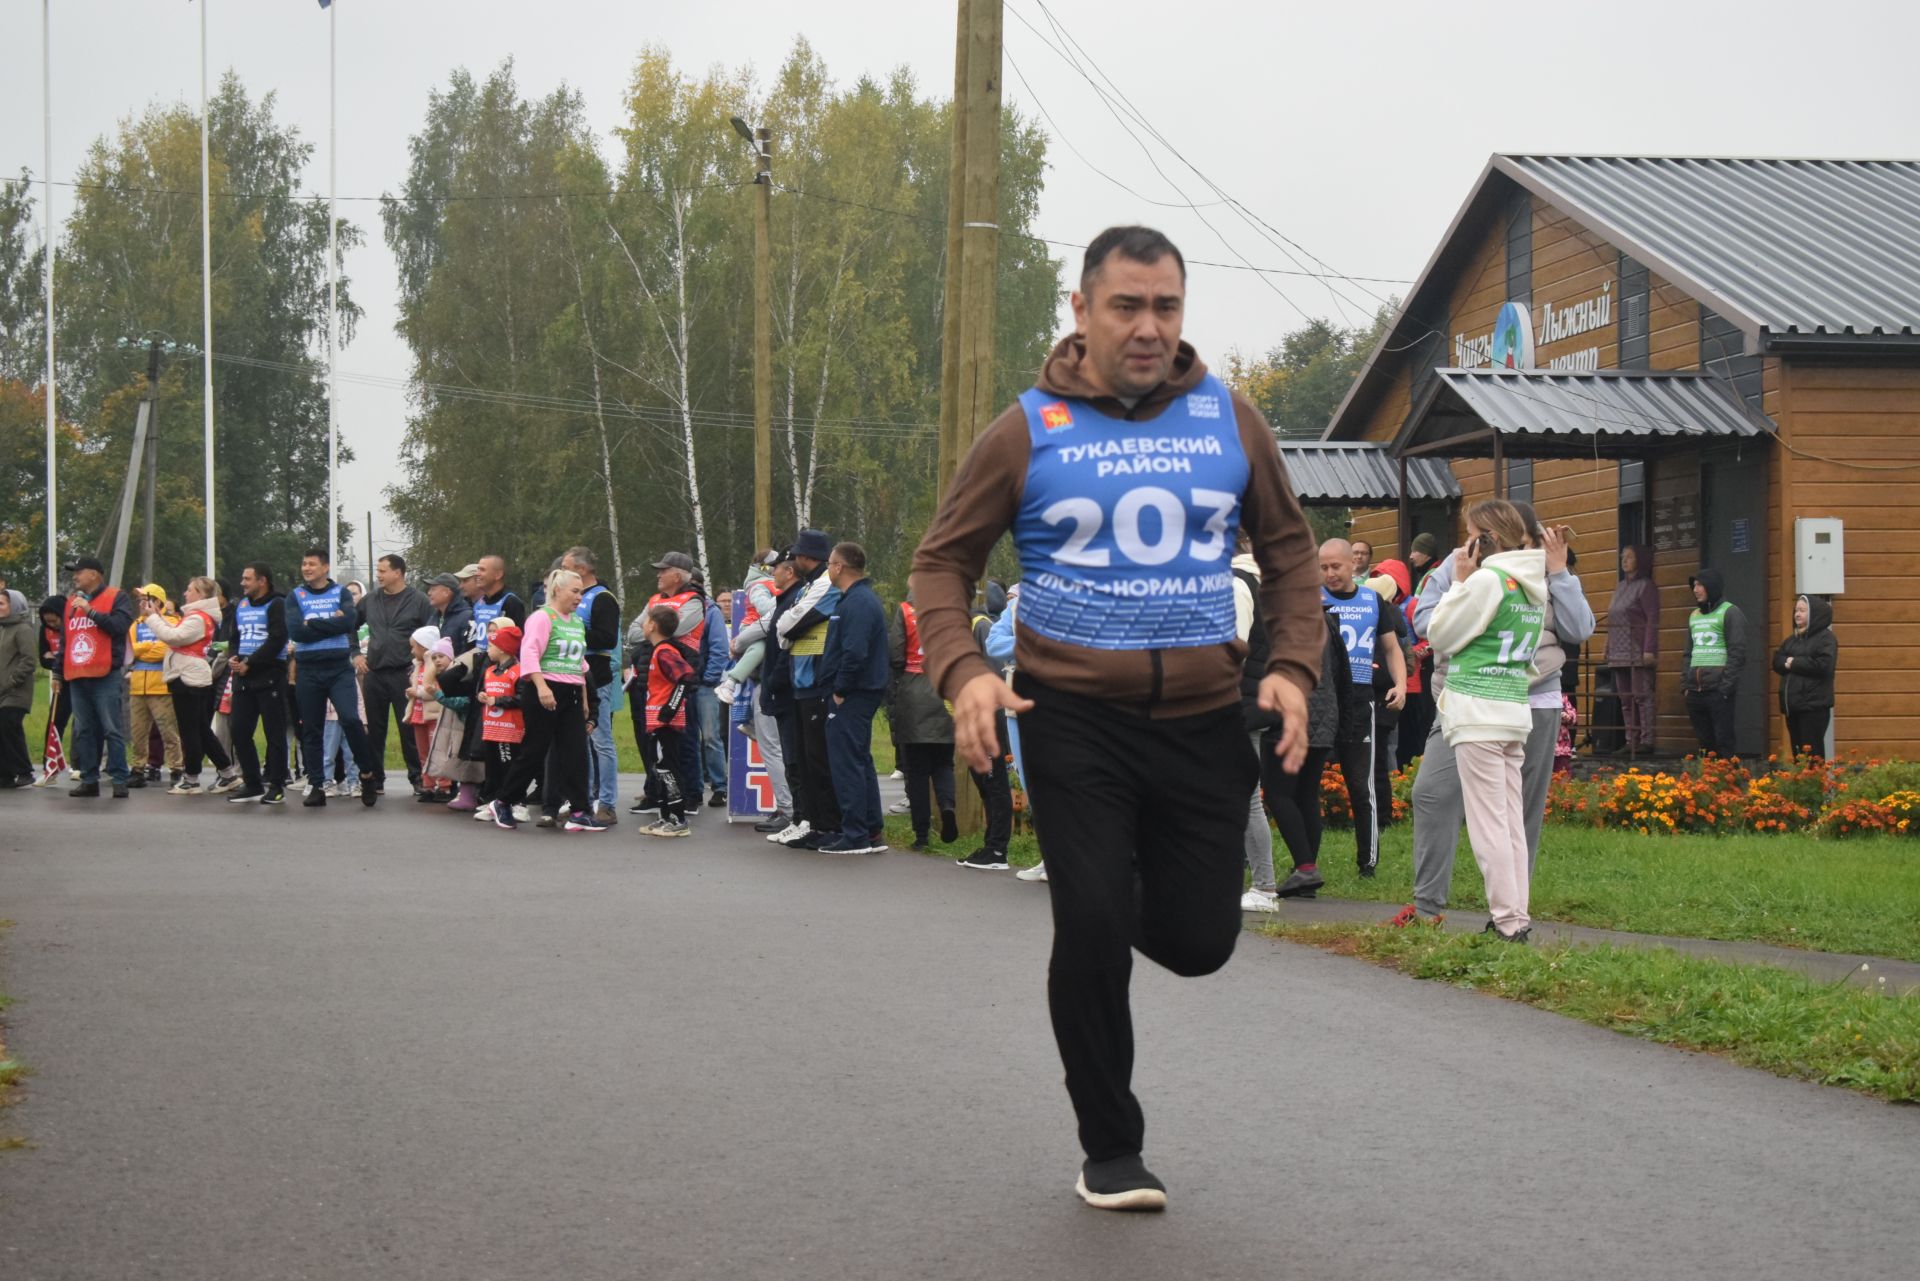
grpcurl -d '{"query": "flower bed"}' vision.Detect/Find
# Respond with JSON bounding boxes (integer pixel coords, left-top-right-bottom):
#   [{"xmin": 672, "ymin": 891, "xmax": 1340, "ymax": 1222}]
[{"xmin": 1544, "ymin": 753, "xmax": 1919, "ymax": 840}]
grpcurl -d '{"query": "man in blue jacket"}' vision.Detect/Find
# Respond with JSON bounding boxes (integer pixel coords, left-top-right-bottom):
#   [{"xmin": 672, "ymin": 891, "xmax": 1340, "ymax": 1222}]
[
  {"xmin": 288, "ymin": 548, "xmax": 380, "ymax": 809},
  {"xmin": 694, "ymin": 575, "xmax": 731, "ymax": 807},
  {"xmin": 817, "ymin": 541, "xmax": 889, "ymax": 854}
]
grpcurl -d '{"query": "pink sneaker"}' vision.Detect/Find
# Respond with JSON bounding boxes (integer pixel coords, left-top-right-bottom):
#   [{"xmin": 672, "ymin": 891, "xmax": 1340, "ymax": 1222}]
[{"xmin": 447, "ymin": 784, "xmax": 479, "ymax": 812}]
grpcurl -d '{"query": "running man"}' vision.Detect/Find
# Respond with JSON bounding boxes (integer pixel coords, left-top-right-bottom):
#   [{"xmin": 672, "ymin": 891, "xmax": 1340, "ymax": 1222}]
[{"xmin": 911, "ymin": 226, "xmax": 1322, "ymax": 1212}]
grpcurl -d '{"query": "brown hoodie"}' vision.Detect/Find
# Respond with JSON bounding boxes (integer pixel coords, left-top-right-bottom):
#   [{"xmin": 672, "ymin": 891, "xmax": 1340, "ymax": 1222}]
[{"xmin": 909, "ymin": 335, "xmax": 1323, "ymax": 718}]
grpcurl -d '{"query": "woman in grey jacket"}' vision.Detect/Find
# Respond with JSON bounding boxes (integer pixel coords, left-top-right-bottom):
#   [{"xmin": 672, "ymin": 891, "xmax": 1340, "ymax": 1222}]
[{"xmin": 0, "ymin": 589, "xmax": 39, "ymax": 785}]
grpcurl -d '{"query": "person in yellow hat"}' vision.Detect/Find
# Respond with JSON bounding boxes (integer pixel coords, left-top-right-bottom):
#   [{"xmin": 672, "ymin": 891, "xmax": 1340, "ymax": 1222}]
[{"xmin": 128, "ymin": 584, "xmax": 185, "ymax": 787}]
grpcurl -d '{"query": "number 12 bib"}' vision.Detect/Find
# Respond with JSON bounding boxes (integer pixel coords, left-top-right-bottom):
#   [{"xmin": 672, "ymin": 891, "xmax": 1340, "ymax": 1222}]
[{"xmin": 1011, "ymin": 374, "xmax": 1249, "ymax": 652}]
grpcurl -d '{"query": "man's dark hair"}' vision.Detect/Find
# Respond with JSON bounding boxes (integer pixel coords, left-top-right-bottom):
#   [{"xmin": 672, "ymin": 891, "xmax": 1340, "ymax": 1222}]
[
  {"xmin": 1081, "ymin": 225, "xmax": 1186, "ymax": 295},
  {"xmin": 379, "ymin": 553, "xmax": 407, "ymax": 574},
  {"xmin": 244, "ymin": 562, "xmax": 275, "ymax": 591},
  {"xmin": 303, "ymin": 546, "xmax": 329, "ymax": 564},
  {"xmin": 831, "ymin": 541, "xmax": 867, "ymax": 573}
]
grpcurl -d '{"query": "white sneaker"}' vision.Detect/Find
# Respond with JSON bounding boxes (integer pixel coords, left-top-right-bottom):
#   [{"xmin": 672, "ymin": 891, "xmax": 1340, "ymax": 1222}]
[
  {"xmin": 1016, "ymin": 861, "xmax": 1048, "ymax": 883},
  {"xmin": 886, "ymin": 797, "xmax": 911, "ymax": 815},
  {"xmin": 511, "ymin": 805, "xmax": 531, "ymax": 823},
  {"xmin": 888, "ymin": 769, "xmax": 903, "ymax": 780},
  {"xmin": 167, "ymin": 778, "xmax": 201, "ymax": 795},
  {"xmin": 474, "ymin": 804, "xmax": 494, "ymax": 822},
  {"xmin": 1240, "ymin": 889, "xmax": 1278, "ymax": 912},
  {"xmin": 768, "ymin": 819, "xmax": 809, "ymax": 844},
  {"xmin": 714, "ymin": 678, "xmax": 738, "ymax": 706},
  {"xmin": 208, "ymin": 771, "xmax": 242, "ymax": 795},
  {"xmin": 338, "ymin": 781, "xmax": 359, "ymax": 798}
]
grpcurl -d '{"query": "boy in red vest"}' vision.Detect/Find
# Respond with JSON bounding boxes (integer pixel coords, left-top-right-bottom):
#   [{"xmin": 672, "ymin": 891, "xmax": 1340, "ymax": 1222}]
[
  {"xmin": 61, "ymin": 556, "xmax": 137, "ymax": 798},
  {"xmin": 640, "ymin": 605, "xmax": 696, "ymax": 838}
]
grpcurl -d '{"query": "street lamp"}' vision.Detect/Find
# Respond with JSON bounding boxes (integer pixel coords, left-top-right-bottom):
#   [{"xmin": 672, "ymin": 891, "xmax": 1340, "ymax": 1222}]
[{"xmin": 732, "ymin": 116, "xmax": 774, "ymax": 554}]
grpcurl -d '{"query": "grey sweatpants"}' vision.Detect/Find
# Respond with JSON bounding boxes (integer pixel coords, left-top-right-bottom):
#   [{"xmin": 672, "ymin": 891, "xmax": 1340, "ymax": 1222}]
[
  {"xmin": 749, "ymin": 692, "xmax": 792, "ymax": 814},
  {"xmin": 1411, "ymin": 706, "xmax": 1559, "ymax": 917},
  {"xmin": 1243, "ymin": 730, "xmax": 1277, "ymax": 891}
]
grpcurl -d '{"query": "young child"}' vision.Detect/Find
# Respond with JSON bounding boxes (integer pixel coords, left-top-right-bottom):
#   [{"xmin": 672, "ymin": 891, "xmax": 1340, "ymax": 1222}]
[
  {"xmin": 478, "ymin": 623, "xmax": 527, "ymax": 829},
  {"xmin": 641, "ymin": 604, "xmax": 696, "ymax": 838},
  {"xmin": 405, "ymin": 625, "xmax": 447, "ymax": 800},
  {"xmin": 1554, "ymin": 692, "xmax": 1578, "ymax": 777}
]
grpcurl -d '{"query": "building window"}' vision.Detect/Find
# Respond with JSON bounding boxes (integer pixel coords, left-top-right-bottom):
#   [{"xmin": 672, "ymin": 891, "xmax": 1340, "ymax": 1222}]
[
  {"xmin": 1619, "ymin": 254, "xmax": 1650, "ymax": 369},
  {"xmin": 1506, "ymin": 457, "xmax": 1534, "ymax": 502},
  {"xmin": 1506, "ymin": 188, "xmax": 1532, "ymax": 306}
]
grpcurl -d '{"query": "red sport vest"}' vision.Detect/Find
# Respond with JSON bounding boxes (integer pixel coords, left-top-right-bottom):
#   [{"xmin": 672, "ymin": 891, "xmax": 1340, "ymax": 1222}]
[
  {"xmin": 481, "ymin": 663, "xmax": 525, "ymax": 743},
  {"xmin": 900, "ymin": 601, "xmax": 926, "ymax": 675},
  {"xmin": 645, "ymin": 589, "xmax": 705, "ymax": 653},
  {"xmin": 63, "ymin": 587, "xmax": 120, "ymax": 679},
  {"xmin": 177, "ymin": 609, "xmax": 218, "ymax": 663}
]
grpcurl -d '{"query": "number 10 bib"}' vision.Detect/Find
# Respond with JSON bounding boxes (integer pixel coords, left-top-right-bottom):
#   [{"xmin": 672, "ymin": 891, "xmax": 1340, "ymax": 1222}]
[{"xmin": 1012, "ymin": 374, "xmax": 1249, "ymax": 651}]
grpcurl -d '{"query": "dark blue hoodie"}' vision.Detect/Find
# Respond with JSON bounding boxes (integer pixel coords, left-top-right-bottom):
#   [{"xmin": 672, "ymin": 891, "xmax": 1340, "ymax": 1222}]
[{"xmin": 819, "ymin": 577, "xmax": 889, "ymax": 697}]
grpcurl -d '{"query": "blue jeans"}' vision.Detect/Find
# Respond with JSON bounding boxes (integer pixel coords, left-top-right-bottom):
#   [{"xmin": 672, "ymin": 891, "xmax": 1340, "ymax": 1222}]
[
  {"xmin": 696, "ymin": 685, "xmax": 727, "ymax": 793},
  {"xmin": 295, "ymin": 660, "xmax": 377, "ymax": 790},
  {"xmin": 323, "ymin": 719, "xmax": 360, "ymax": 788},
  {"xmin": 69, "ymin": 672, "xmax": 129, "ymax": 785},
  {"xmin": 826, "ymin": 689, "xmax": 884, "ymax": 841},
  {"xmin": 587, "ymin": 679, "xmax": 618, "ymax": 810}
]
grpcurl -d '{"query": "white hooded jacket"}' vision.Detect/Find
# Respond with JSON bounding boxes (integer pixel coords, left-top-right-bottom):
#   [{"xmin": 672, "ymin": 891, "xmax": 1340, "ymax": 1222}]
[{"xmin": 1426, "ymin": 547, "xmax": 1548, "ymax": 746}]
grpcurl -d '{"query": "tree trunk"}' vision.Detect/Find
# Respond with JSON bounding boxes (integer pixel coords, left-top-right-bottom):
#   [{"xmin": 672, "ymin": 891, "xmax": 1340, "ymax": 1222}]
[{"xmin": 563, "ymin": 215, "xmax": 626, "ymax": 593}]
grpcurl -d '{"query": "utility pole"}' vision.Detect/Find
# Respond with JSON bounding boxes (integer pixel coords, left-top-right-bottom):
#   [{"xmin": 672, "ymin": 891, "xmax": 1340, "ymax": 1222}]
[
  {"xmin": 733, "ymin": 116, "xmax": 775, "ymax": 553},
  {"xmin": 105, "ymin": 339, "xmax": 165, "ymax": 588},
  {"xmin": 366, "ymin": 510, "xmax": 374, "ymax": 580},
  {"xmin": 140, "ymin": 364, "xmax": 159, "ymax": 584},
  {"xmin": 937, "ymin": 0, "xmax": 1004, "ymax": 834}
]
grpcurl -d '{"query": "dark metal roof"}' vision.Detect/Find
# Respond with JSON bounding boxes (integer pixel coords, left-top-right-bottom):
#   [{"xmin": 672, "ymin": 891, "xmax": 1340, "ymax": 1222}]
[
  {"xmin": 1394, "ymin": 369, "xmax": 1776, "ymax": 461},
  {"xmin": 1497, "ymin": 156, "xmax": 1920, "ymax": 343},
  {"xmin": 1278, "ymin": 441, "xmax": 1460, "ymax": 506}
]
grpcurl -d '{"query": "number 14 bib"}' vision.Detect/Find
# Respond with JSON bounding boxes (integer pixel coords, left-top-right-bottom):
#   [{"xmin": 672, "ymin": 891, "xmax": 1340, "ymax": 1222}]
[{"xmin": 1011, "ymin": 374, "xmax": 1249, "ymax": 651}]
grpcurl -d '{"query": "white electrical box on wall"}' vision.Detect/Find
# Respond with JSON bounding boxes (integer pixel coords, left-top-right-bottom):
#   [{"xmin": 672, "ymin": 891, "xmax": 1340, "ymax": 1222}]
[{"xmin": 1795, "ymin": 517, "xmax": 1845, "ymax": 596}]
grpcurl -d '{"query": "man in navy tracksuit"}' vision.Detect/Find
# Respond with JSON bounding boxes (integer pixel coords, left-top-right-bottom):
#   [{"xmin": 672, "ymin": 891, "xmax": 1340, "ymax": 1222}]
[
  {"xmin": 287, "ymin": 548, "xmax": 381, "ymax": 809},
  {"xmin": 817, "ymin": 541, "xmax": 889, "ymax": 854}
]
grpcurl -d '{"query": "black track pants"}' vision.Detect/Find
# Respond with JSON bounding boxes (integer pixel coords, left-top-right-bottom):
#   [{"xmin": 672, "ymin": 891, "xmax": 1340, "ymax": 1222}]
[{"xmin": 1016, "ymin": 676, "xmax": 1257, "ymax": 1164}]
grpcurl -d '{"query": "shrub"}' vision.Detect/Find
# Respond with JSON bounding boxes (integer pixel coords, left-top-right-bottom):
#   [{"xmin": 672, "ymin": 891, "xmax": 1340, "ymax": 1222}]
[
  {"xmin": 1880, "ymin": 790, "xmax": 1920, "ymax": 836},
  {"xmin": 1317, "ymin": 762, "xmax": 1406, "ymax": 830},
  {"xmin": 1598, "ymin": 768, "xmax": 1743, "ymax": 835},
  {"xmin": 1545, "ymin": 773, "xmax": 1602, "ymax": 826},
  {"xmin": 1816, "ymin": 799, "xmax": 1900, "ymax": 839}
]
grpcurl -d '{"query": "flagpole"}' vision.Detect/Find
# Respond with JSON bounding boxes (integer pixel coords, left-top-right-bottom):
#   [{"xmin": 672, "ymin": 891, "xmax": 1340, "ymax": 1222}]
[
  {"xmin": 42, "ymin": 0, "xmax": 56, "ymax": 597},
  {"xmin": 326, "ymin": 0, "xmax": 338, "ymax": 569},
  {"xmin": 199, "ymin": 0, "xmax": 216, "ymax": 577}
]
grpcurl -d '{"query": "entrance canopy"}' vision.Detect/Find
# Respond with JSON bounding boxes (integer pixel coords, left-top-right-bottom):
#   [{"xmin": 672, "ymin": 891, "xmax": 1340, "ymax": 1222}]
[
  {"xmin": 1278, "ymin": 441, "xmax": 1461, "ymax": 507},
  {"xmin": 1395, "ymin": 368, "xmax": 1776, "ymax": 460}
]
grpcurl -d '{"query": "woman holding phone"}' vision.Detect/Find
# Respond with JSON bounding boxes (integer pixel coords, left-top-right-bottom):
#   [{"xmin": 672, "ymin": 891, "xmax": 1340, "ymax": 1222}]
[{"xmin": 1425, "ymin": 499, "xmax": 1549, "ymax": 943}]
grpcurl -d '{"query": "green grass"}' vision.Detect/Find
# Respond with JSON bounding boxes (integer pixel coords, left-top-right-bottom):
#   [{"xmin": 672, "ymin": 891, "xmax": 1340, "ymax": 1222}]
[
  {"xmin": 1312, "ymin": 822, "xmax": 1920, "ymax": 963},
  {"xmin": 1269, "ymin": 923, "xmax": 1920, "ymax": 1102}
]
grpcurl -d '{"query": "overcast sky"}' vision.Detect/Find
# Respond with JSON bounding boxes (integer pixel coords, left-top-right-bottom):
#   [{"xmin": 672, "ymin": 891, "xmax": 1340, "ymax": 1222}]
[{"xmin": 4, "ymin": 0, "xmax": 1917, "ymax": 562}]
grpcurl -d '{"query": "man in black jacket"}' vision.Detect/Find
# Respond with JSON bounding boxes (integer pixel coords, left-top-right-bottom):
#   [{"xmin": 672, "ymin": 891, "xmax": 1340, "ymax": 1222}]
[
  {"xmin": 1683, "ymin": 567, "xmax": 1748, "ymax": 759},
  {"xmin": 358, "ymin": 553, "xmax": 433, "ymax": 794},
  {"xmin": 817, "ymin": 542, "xmax": 890, "ymax": 855},
  {"xmin": 225, "ymin": 562, "xmax": 291, "ymax": 803}
]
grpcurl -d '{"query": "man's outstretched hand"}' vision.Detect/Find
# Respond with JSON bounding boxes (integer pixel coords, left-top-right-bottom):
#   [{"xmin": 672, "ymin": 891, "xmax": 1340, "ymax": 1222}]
[
  {"xmin": 1256, "ymin": 674, "xmax": 1311, "ymax": 774},
  {"xmin": 953, "ymin": 671, "xmax": 1035, "ymax": 775}
]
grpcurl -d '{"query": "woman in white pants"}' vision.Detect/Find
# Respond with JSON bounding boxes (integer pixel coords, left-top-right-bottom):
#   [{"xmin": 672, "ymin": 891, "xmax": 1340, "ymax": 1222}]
[{"xmin": 1425, "ymin": 499, "xmax": 1548, "ymax": 943}]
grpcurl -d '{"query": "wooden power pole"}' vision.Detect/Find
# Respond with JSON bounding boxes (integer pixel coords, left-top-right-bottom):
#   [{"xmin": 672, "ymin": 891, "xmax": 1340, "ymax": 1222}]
[
  {"xmin": 751, "ymin": 127, "xmax": 774, "ymax": 554},
  {"xmin": 938, "ymin": 0, "xmax": 1004, "ymax": 835}
]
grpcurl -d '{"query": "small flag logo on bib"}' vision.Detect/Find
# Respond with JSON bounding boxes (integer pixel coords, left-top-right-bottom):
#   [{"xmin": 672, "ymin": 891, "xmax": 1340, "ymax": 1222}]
[{"xmin": 1039, "ymin": 401, "xmax": 1074, "ymax": 432}]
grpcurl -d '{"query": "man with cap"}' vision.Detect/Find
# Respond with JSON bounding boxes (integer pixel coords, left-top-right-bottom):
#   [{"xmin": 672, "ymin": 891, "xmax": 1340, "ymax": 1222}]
[
  {"xmin": 127, "ymin": 583, "xmax": 185, "ymax": 787},
  {"xmin": 772, "ymin": 529, "xmax": 842, "ymax": 847},
  {"xmin": 357, "ymin": 553, "xmax": 434, "ymax": 795},
  {"xmin": 563, "ymin": 546, "xmax": 622, "ymax": 824},
  {"xmin": 60, "ymin": 555, "xmax": 137, "ymax": 798},
  {"xmin": 427, "ymin": 572, "xmax": 475, "ymax": 658}
]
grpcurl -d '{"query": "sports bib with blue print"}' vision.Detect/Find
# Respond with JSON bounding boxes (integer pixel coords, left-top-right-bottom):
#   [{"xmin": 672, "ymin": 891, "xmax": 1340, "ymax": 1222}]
[
  {"xmin": 1011, "ymin": 374, "xmax": 1249, "ymax": 651},
  {"xmin": 1321, "ymin": 585, "xmax": 1384, "ymax": 685}
]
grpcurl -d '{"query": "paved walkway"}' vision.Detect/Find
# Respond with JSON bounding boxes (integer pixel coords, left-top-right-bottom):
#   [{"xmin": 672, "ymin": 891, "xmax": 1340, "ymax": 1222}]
[{"xmin": 3, "ymin": 779, "xmax": 1917, "ymax": 1281}]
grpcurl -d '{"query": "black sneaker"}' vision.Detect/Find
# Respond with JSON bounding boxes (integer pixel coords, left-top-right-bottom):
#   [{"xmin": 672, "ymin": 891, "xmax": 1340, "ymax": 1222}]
[
  {"xmin": 125, "ymin": 774, "xmax": 148, "ymax": 790},
  {"xmin": 629, "ymin": 797, "xmax": 659, "ymax": 816},
  {"xmin": 112, "ymin": 782, "xmax": 130, "ymax": 799},
  {"xmin": 957, "ymin": 848, "xmax": 1009, "ymax": 871},
  {"xmin": 304, "ymin": 789, "xmax": 327, "ymax": 808},
  {"xmin": 707, "ymin": 790, "xmax": 727, "ymax": 809},
  {"xmin": 228, "ymin": 788, "xmax": 265, "ymax": 804},
  {"xmin": 261, "ymin": 787, "xmax": 285, "ymax": 806},
  {"xmin": 939, "ymin": 809, "xmax": 960, "ymax": 844},
  {"xmin": 1276, "ymin": 864, "xmax": 1325, "ymax": 898},
  {"xmin": 1484, "ymin": 922, "xmax": 1532, "ymax": 944},
  {"xmin": 68, "ymin": 781, "xmax": 101, "ymax": 798},
  {"xmin": 361, "ymin": 783, "xmax": 378, "ymax": 807},
  {"xmin": 1075, "ymin": 1154, "xmax": 1167, "ymax": 1212},
  {"xmin": 911, "ymin": 835, "xmax": 930, "ymax": 852},
  {"xmin": 752, "ymin": 811, "xmax": 790, "ymax": 834},
  {"xmin": 1357, "ymin": 864, "xmax": 1377, "ymax": 879}
]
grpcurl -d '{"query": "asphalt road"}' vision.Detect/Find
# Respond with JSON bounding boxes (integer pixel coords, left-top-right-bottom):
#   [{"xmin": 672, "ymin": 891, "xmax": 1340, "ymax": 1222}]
[{"xmin": 3, "ymin": 780, "xmax": 1918, "ymax": 1281}]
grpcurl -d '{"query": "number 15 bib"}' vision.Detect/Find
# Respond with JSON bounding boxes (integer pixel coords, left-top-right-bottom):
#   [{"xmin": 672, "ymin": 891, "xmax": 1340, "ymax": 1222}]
[{"xmin": 1011, "ymin": 374, "xmax": 1249, "ymax": 651}]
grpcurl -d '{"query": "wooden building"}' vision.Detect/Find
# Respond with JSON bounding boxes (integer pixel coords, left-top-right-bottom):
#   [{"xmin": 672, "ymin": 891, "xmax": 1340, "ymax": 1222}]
[{"xmin": 1314, "ymin": 156, "xmax": 1920, "ymax": 759}]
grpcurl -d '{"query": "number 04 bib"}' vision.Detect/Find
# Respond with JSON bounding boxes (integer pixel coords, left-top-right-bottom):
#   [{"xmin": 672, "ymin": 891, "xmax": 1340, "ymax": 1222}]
[{"xmin": 1011, "ymin": 374, "xmax": 1249, "ymax": 651}]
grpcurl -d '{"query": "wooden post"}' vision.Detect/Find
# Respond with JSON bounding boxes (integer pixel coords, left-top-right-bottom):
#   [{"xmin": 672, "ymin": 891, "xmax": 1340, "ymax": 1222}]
[{"xmin": 935, "ymin": 0, "xmax": 972, "ymax": 501}]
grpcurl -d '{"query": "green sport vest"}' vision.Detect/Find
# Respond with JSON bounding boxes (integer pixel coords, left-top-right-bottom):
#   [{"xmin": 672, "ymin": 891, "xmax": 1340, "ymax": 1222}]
[
  {"xmin": 1445, "ymin": 570, "xmax": 1544, "ymax": 703},
  {"xmin": 1689, "ymin": 602, "xmax": 1731, "ymax": 667},
  {"xmin": 540, "ymin": 607, "xmax": 587, "ymax": 675}
]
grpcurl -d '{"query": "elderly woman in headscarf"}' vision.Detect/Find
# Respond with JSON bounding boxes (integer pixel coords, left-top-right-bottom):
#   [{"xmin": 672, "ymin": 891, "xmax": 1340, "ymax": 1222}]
[{"xmin": 424, "ymin": 634, "xmax": 486, "ymax": 811}]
